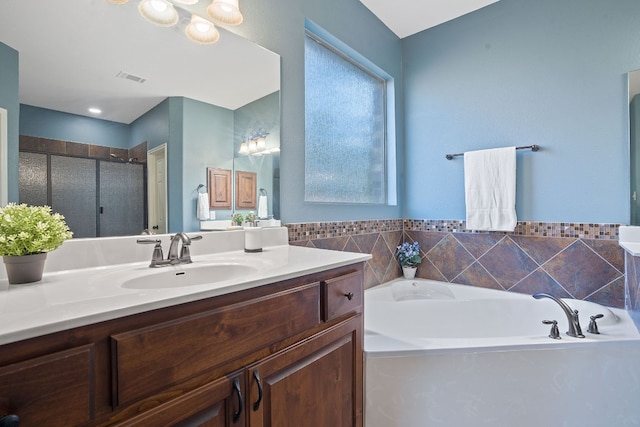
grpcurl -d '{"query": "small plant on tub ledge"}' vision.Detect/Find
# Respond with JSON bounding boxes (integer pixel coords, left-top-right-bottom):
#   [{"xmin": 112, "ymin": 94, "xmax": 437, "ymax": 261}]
[
  {"xmin": 395, "ymin": 241, "xmax": 422, "ymax": 279},
  {"xmin": 0, "ymin": 203, "xmax": 73, "ymax": 285}
]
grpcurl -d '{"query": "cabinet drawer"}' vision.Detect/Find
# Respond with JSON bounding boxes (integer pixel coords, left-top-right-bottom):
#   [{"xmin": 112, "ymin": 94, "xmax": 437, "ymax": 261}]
[
  {"xmin": 321, "ymin": 271, "xmax": 363, "ymax": 322},
  {"xmin": 0, "ymin": 344, "xmax": 95, "ymax": 427},
  {"xmin": 111, "ymin": 283, "xmax": 320, "ymax": 406}
]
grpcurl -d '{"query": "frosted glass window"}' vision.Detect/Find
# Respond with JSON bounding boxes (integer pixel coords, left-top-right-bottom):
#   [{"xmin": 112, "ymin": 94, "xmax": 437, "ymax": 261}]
[{"xmin": 304, "ymin": 32, "xmax": 386, "ymax": 204}]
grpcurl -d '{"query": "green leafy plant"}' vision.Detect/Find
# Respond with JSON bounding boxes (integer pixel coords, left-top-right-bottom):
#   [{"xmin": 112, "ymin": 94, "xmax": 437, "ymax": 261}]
[
  {"xmin": 395, "ymin": 241, "xmax": 422, "ymax": 268},
  {"xmin": 245, "ymin": 211, "xmax": 257, "ymax": 223},
  {"xmin": 232, "ymin": 212, "xmax": 244, "ymax": 226},
  {"xmin": 0, "ymin": 204, "xmax": 73, "ymax": 256}
]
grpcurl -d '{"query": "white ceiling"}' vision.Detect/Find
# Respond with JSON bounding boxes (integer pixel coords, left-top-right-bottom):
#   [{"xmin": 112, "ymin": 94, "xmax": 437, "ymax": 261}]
[
  {"xmin": 0, "ymin": 0, "xmax": 279, "ymax": 124},
  {"xmin": 359, "ymin": 0, "xmax": 501, "ymax": 38}
]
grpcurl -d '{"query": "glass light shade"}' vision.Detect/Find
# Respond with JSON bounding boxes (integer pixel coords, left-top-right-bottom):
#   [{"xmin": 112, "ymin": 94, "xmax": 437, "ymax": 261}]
[
  {"xmin": 207, "ymin": 0, "xmax": 243, "ymax": 25},
  {"xmin": 174, "ymin": 0, "xmax": 199, "ymax": 4},
  {"xmin": 256, "ymin": 136, "xmax": 266, "ymax": 150},
  {"xmin": 239, "ymin": 142, "xmax": 249, "ymax": 154},
  {"xmin": 138, "ymin": 0, "xmax": 179, "ymax": 27},
  {"xmin": 185, "ymin": 15, "xmax": 220, "ymax": 44},
  {"xmin": 248, "ymin": 139, "xmax": 257, "ymax": 152}
]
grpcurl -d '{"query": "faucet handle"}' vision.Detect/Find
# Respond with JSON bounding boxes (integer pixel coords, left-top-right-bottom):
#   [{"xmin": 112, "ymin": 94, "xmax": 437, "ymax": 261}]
[
  {"xmin": 588, "ymin": 314, "xmax": 604, "ymax": 334},
  {"xmin": 542, "ymin": 320, "xmax": 561, "ymax": 340},
  {"xmin": 137, "ymin": 239, "xmax": 165, "ymax": 266}
]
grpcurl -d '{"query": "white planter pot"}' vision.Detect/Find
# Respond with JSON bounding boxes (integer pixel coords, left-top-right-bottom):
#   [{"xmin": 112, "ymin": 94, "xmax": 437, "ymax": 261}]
[{"xmin": 402, "ymin": 266, "xmax": 417, "ymax": 279}]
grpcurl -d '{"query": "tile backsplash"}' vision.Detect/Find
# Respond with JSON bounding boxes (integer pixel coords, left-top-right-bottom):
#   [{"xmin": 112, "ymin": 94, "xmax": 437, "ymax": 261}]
[{"xmin": 287, "ymin": 219, "xmax": 625, "ymax": 308}]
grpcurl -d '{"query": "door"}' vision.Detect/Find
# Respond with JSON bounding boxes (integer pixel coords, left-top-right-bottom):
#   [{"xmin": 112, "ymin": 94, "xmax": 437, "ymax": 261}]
[
  {"xmin": 99, "ymin": 161, "xmax": 145, "ymax": 236},
  {"xmin": 248, "ymin": 319, "xmax": 362, "ymax": 427},
  {"xmin": 147, "ymin": 144, "xmax": 167, "ymax": 234}
]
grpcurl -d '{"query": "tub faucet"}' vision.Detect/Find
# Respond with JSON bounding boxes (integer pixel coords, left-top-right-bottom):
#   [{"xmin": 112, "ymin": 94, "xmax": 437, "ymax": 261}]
[{"xmin": 532, "ymin": 293, "xmax": 585, "ymax": 338}]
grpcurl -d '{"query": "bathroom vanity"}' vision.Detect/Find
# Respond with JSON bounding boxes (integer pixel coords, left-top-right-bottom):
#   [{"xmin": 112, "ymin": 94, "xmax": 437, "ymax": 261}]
[{"xmin": 0, "ymin": 230, "xmax": 368, "ymax": 426}]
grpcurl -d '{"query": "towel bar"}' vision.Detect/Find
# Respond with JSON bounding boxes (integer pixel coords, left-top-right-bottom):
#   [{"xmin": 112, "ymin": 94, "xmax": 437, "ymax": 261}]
[{"xmin": 445, "ymin": 145, "xmax": 539, "ymax": 160}]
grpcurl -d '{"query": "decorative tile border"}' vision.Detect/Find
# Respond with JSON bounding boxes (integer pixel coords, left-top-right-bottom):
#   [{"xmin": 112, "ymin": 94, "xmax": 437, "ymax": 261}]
[
  {"xmin": 403, "ymin": 219, "xmax": 620, "ymax": 240},
  {"xmin": 286, "ymin": 219, "xmax": 404, "ymax": 242},
  {"xmin": 287, "ymin": 219, "xmax": 621, "ymax": 241}
]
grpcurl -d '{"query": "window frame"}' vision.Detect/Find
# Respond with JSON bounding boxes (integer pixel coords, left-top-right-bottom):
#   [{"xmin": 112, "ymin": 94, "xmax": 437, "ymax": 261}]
[{"xmin": 303, "ymin": 28, "xmax": 391, "ymax": 205}]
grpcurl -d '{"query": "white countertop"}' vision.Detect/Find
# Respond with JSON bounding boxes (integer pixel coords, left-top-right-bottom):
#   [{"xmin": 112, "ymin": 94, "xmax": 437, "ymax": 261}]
[{"xmin": 0, "ymin": 245, "xmax": 370, "ymax": 345}]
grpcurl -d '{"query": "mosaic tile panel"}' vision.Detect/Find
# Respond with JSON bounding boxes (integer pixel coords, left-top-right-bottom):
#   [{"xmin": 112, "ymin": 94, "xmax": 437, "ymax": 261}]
[
  {"xmin": 625, "ymin": 253, "xmax": 640, "ymax": 329},
  {"xmin": 286, "ymin": 219, "xmax": 625, "ymax": 307}
]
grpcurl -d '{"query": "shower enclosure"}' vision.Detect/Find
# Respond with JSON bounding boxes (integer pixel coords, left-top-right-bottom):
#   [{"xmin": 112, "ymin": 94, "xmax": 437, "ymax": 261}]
[{"xmin": 19, "ymin": 152, "xmax": 145, "ymax": 238}]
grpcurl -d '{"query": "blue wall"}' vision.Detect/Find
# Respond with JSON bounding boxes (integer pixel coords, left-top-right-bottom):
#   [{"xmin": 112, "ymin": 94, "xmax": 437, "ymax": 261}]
[
  {"xmin": 0, "ymin": 42, "xmax": 19, "ymax": 203},
  {"xmin": 130, "ymin": 99, "xmax": 170, "ymax": 150},
  {"xmin": 402, "ymin": 0, "xmax": 640, "ymax": 224},
  {"xmin": 20, "ymin": 105, "xmax": 130, "ymax": 148},
  {"xmin": 182, "ymin": 97, "xmax": 234, "ymax": 231},
  {"xmin": 227, "ymin": 0, "xmax": 404, "ymax": 223}
]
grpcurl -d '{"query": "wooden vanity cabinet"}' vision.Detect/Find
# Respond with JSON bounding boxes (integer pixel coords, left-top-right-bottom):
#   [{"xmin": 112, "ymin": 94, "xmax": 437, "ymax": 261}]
[{"xmin": 0, "ymin": 263, "xmax": 364, "ymax": 427}]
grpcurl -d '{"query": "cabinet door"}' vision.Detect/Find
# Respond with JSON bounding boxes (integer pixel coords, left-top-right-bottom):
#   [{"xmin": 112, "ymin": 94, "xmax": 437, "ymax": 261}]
[
  {"xmin": 114, "ymin": 372, "xmax": 246, "ymax": 427},
  {"xmin": 0, "ymin": 345, "xmax": 95, "ymax": 427},
  {"xmin": 248, "ymin": 318, "xmax": 362, "ymax": 427}
]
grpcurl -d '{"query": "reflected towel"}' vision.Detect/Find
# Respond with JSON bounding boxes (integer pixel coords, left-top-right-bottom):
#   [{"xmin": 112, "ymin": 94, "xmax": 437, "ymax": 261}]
[
  {"xmin": 197, "ymin": 192, "xmax": 210, "ymax": 220},
  {"xmin": 257, "ymin": 195, "xmax": 268, "ymax": 219},
  {"xmin": 464, "ymin": 147, "xmax": 517, "ymax": 231}
]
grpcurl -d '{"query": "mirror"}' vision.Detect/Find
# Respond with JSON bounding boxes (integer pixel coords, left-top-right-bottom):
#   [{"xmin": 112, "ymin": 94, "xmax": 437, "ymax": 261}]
[
  {"xmin": 0, "ymin": 0, "xmax": 280, "ymax": 236},
  {"xmin": 630, "ymin": 70, "xmax": 640, "ymax": 224}
]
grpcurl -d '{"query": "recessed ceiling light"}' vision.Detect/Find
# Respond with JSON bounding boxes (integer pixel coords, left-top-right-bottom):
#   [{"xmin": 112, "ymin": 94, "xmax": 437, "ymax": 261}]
[{"xmin": 88, "ymin": 108, "xmax": 102, "ymax": 114}]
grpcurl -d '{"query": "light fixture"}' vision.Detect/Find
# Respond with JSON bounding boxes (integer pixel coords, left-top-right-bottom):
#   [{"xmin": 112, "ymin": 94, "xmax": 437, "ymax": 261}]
[
  {"xmin": 207, "ymin": 0, "xmax": 243, "ymax": 26},
  {"xmin": 185, "ymin": 14, "xmax": 220, "ymax": 44},
  {"xmin": 239, "ymin": 142, "xmax": 249, "ymax": 155},
  {"xmin": 248, "ymin": 139, "xmax": 257, "ymax": 152},
  {"xmin": 174, "ymin": 0, "xmax": 199, "ymax": 4},
  {"xmin": 256, "ymin": 136, "xmax": 266, "ymax": 150},
  {"xmin": 138, "ymin": 0, "xmax": 179, "ymax": 27}
]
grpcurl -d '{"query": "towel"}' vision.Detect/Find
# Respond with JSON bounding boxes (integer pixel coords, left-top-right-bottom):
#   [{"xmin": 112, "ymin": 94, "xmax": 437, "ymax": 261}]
[
  {"xmin": 257, "ymin": 195, "xmax": 268, "ymax": 219},
  {"xmin": 197, "ymin": 192, "xmax": 210, "ymax": 220},
  {"xmin": 464, "ymin": 146, "xmax": 517, "ymax": 231}
]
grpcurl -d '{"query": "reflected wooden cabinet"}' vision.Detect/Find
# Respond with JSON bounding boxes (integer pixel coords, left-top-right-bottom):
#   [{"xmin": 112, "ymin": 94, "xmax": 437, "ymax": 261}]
[
  {"xmin": 0, "ymin": 264, "xmax": 364, "ymax": 427},
  {"xmin": 235, "ymin": 171, "xmax": 256, "ymax": 210},
  {"xmin": 208, "ymin": 168, "xmax": 232, "ymax": 210}
]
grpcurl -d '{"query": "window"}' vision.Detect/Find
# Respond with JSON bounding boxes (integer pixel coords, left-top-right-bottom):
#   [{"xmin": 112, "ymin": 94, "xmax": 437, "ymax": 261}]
[{"xmin": 304, "ymin": 30, "xmax": 389, "ymax": 204}]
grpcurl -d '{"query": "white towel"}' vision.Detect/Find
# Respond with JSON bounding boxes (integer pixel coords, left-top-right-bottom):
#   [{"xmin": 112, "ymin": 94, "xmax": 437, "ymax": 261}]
[
  {"xmin": 464, "ymin": 146, "xmax": 517, "ymax": 231},
  {"xmin": 257, "ymin": 195, "xmax": 268, "ymax": 219},
  {"xmin": 197, "ymin": 192, "xmax": 210, "ymax": 220}
]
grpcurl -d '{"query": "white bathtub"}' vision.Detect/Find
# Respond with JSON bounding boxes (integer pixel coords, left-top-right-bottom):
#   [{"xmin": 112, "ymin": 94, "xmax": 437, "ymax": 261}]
[{"xmin": 365, "ymin": 279, "xmax": 640, "ymax": 427}]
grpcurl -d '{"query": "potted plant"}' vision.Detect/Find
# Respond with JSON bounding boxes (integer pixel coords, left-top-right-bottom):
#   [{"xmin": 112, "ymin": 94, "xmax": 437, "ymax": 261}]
[
  {"xmin": 395, "ymin": 241, "xmax": 422, "ymax": 279},
  {"xmin": 232, "ymin": 212, "xmax": 244, "ymax": 226},
  {"xmin": 0, "ymin": 203, "xmax": 73, "ymax": 284}
]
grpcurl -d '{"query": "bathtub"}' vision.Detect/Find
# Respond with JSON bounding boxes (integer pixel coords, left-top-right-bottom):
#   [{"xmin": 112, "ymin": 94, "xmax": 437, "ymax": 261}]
[{"xmin": 365, "ymin": 279, "xmax": 640, "ymax": 427}]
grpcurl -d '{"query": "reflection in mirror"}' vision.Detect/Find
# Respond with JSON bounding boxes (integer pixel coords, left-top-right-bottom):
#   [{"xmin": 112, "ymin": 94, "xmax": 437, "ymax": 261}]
[
  {"xmin": 0, "ymin": 0, "xmax": 280, "ymax": 237},
  {"xmin": 630, "ymin": 70, "xmax": 640, "ymax": 225}
]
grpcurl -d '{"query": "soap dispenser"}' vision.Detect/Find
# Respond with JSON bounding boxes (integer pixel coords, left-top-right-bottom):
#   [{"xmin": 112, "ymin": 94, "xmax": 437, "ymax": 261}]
[{"xmin": 244, "ymin": 227, "xmax": 262, "ymax": 252}]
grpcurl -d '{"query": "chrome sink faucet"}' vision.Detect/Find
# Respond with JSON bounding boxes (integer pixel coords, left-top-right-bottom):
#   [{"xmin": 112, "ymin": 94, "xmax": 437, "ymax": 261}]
[
  {"xmin": 137, "ymin": 233, "xmax": 202, "ymax": 267},
  {"xmin": 533, "ymin": 293, "xmax": 585, "ymax": 338},
  {"xmin": 167, "ymin": 232, "xmax": 202, "ymax": 264}
]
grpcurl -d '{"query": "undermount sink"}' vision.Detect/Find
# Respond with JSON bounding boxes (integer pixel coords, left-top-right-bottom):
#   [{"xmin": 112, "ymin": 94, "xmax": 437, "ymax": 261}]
[{"xmin": 121, "ymin": 263, "xmax": 259, "ymax": 289}]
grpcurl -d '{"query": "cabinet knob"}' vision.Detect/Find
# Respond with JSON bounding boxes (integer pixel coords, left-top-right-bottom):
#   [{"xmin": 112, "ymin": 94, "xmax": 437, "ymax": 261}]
[
  {"xmin": 0, "ymin": 415, "xmax": 20, "ymax": 427},
  {"xmin": 344, "ymin": 292, "xmax": 354, "ymax": 301}
]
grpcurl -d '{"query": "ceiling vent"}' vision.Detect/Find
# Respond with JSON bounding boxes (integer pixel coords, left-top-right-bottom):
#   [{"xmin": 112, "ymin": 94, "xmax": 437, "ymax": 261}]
[{"xmin": 116, "ymin": 71, "xmax": 147, "ymax": 84}]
